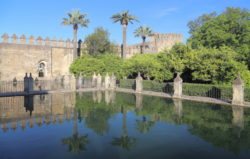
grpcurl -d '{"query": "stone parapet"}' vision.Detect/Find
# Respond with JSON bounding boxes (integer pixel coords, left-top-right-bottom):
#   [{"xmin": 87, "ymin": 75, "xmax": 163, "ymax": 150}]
[{"xmin": 0, "ymin": 33, "xmax": 73, "ymax": 48}]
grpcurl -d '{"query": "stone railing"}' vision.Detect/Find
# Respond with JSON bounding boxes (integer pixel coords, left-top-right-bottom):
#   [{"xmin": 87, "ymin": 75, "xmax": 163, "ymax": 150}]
[
  {"xmin": 0, "ymin": 33, "xmax": 74, "ymax": 48},
  {"xmin": 83, "ymin": 72, "xmax": 248, "ymax": 107}
]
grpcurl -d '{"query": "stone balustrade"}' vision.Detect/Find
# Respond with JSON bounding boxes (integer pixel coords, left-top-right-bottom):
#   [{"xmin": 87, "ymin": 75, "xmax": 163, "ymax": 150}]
[{"xmin": 1, "ymin": 33, "xmax": 74, "ymax": 48}]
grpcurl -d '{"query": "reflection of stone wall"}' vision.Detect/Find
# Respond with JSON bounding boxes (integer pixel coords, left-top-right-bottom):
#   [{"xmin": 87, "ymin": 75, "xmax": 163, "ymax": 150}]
[
  {"xmin": 0, "ymin": 34, "xmax": 74, "ymax": 81},
  {"xmin": 0, "ymin": 93, "xmax": 75, "ymax": 131}
]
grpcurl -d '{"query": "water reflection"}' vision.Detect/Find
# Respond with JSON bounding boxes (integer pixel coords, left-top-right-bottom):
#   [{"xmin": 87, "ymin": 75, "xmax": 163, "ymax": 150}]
[
  {"xmin": 0, "ymin": 91, "xmax": 250, "ymax": 158},
  {"xmin": 0, "ymin": 93, "xmax": 75, "ymax": 131},
  {"xmin": 111, "ymin": 105, "xmax": 136, "ymax": 150},
  {"xmin": 62, "ymin": 109, "xmax": 89, "ymax": 153}
]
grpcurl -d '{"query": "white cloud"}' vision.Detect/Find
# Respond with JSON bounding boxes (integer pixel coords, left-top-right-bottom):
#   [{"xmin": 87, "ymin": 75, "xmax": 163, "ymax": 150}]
[{"xmin": 155, "ymin": 7, "xmax": 178, "ymax": 18}]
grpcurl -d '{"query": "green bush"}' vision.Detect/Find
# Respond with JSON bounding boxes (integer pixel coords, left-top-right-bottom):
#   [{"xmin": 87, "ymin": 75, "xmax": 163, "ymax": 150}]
[
  {"xmin": 119, "ymin": 79, "xmax": 135, "ymax": 89},
  {"xmin": 143, "ymin": 80, "xmax": 173, "ymax": 94},
  {"xmin": 183, "ymin": 83, "xmax": 232, "ymax": 101},
  {"xmin": 245, "ymin": 87, "xmax": 250, "ymax": 102}
]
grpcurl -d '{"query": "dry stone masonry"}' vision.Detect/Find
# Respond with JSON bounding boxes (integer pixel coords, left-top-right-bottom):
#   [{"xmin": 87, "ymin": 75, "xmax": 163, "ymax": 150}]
[{"xmin": 0, "ymin": 33, "xmax": 74, "ymax": 81}]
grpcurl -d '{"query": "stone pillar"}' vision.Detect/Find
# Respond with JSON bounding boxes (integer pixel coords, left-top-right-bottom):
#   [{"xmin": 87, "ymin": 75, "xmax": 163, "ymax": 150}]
[
  {"xmin": 28, "ymin": 73, "xmax": 34, "ymax": 92},
  {"xmin": 173, "ymin": 73, "xmax": 183, "ymax": 98},
  {"xmin": 69, "ymin": 75, "xmax": 76, "ymax": 91},
  {"xmin": 136, "ymin": 72, "xmax": 143, "ymax": 93},
  {"xmin": 96, "ymin": 73, "xmax": 102, "ymax": 89},
  {"xmin": 232, "ymin": 75, "xmax": 244, "ymax": 105},
  {"xmin": 110, "ymin": 73, "xmax": 117, "ymax": 90},
  {"xmin": 92, "ymin": 72, "xmax": 97, "ymax": 87},
  {"xmin": 24, "ymin": 73, "xmax": 29, "ymax": 92},
  {"xmin": 104, "ymin": 73, "xmax": 110, "ymax": 89},
  {"xmin": 77, "ymin": 74, "xmax": 83, "ymax": 89},
  {"xmin": 63, "ymin": 75, "xmax": 70, "ymax": 90}
]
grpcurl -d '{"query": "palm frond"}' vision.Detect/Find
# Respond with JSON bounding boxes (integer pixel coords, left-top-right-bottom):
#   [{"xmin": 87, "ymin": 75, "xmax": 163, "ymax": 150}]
[
  {"xmin": 111, "ymin": 11, "xmax": 138, "ymax": 25},
  {"xmin": 62, "ymin": 10, "xmax": 89, "ymax": 28},
  {"xmin": 134, "ymin": 26, "xmax": 153, "ymax": 38}
]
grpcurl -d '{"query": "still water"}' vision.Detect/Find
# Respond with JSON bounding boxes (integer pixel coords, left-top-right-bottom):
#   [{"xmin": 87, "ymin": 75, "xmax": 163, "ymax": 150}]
[{"xmin": 0, "ymin": 91, "xmax": 250, "ymax": 159}]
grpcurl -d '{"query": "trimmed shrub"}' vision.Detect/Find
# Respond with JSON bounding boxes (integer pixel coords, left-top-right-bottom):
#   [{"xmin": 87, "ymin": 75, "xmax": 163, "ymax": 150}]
[
  {"xmin": 183, "ymin": 83, "xmax": 232, "ymax": 101},
  {"xmin": 143, "ymin": 80, "xmax": 173, "ymax": 94},
  {"xmin": 119, "ymin": 79, "xmax": 135, "ymax": 89}
]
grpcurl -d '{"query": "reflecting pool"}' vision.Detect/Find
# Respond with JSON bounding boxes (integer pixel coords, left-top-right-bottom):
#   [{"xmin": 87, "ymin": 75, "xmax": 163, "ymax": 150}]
[{"xmin": 0, "ymin": 91, "xmax": 250, "ymax": 159}]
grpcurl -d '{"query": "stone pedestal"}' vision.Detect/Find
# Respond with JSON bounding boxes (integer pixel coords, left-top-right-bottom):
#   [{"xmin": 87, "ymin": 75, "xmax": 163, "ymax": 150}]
[
  {"xmin": 70, "ymin": 75, "xmax": 76, "ymax": 91},
  {"xmin": 24, "ymin": 73, "xmax": 29, "ymax": 92},
  {"xmin": 104, "ymin": 73, "xmax": 110, "ymax": 89},
  {"xmin": 96, "ymin": 74, "xmax": 102, "ymax": 89},
  {"xmin": 232, "ymin": 75, "xmax": 244, "ymax": 105},
  {"xmin": 24, "ymin": 73, "xmax": 34, "ymax": 93},
  {"xmin": 77, "ymin": 75, "xmax": 83, "ymax": 89},
  {"xmin": 173, "ymin": 73, "xmax": 183, "ymax": 98},
  {"xmin": 28, "ymin": 73, "xmax": 34, "ymax": 92},
  {"xmin": 92, "ymin": 72, "xmax": 97, "ymax": 88},
  {"xmin": 110, "ymin": 73, "xmax": 116, "ymax": 90},
  {"xmin": 63, "ymin": 75, "xmax": 76, "ymax": 91},
  {"xmin": 136, "ymin": 73, "xmax": 143, "ymax": 93}
]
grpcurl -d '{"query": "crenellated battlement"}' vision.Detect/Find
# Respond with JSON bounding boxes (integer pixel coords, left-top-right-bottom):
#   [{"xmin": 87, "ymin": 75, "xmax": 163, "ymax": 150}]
[
  {"xmin": 150, "ymin": 33, "xmax": 183, "ymax": 42},
  {"xmin": 124, "ymin": 33, "xmax": 183, "ymax": 58},
  {"xmin": 1, "ymin": 33, "xmax": 74, "ymax": 48}
]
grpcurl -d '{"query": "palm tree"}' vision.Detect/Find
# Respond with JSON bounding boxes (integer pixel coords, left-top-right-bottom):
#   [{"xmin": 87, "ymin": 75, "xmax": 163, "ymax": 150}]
[
  {"xmin": 62, "ymin": 10, "xmax": 89, "ymax": 59},
  {"xmin": 62, "ymin": 109, "xmax": 89, "ymax": 153},
  {"xmin": 111, "ymin": 106, "xmax": 136, "ymax": 150},
  {"xmin": 134, "ymin": 26, "xmax": 153, "ymax": 54},
  {"xmin": 111, "ymin": 11, "xmax": 138, "ymax": 59}
]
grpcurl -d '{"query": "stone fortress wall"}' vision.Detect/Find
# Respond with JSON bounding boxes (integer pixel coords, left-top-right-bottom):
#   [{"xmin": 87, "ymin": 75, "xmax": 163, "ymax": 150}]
[
  {"xmin": 125, "ymin": 33, "xmax": 183, "ymax": 58},
  {"xmin": 0, "ymin": 33, "xmax": 74, "ymax": 81},
  {"xmin": 0, "ymin": 32, "xmax": 182, "ymax": 81}
]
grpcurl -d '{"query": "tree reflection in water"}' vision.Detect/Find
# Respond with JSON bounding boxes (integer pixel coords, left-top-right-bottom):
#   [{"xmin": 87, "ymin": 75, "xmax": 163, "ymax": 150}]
[
  {"xmin": 136, "ymin": 116, "xmax": 155, "ymax": 134},
  {"xmin": 62, "ymin": 109, "xmax": 89, "ymax": 153},
  {"xmin": 111, "ymin": 106, "xmax": 136, "ymax": 150}
]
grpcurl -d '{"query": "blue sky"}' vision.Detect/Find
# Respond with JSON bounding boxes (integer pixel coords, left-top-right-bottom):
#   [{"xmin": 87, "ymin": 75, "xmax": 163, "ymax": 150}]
[{"xmin": 0, "ymin": 0, "xmax": 249, "ymax": 45}]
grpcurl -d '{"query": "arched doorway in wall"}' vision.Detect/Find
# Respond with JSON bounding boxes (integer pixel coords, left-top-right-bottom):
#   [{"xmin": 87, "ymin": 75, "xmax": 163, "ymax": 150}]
[{"xmin": 37, "ymin": 61, "xmax": 47, "ymax": 78}]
